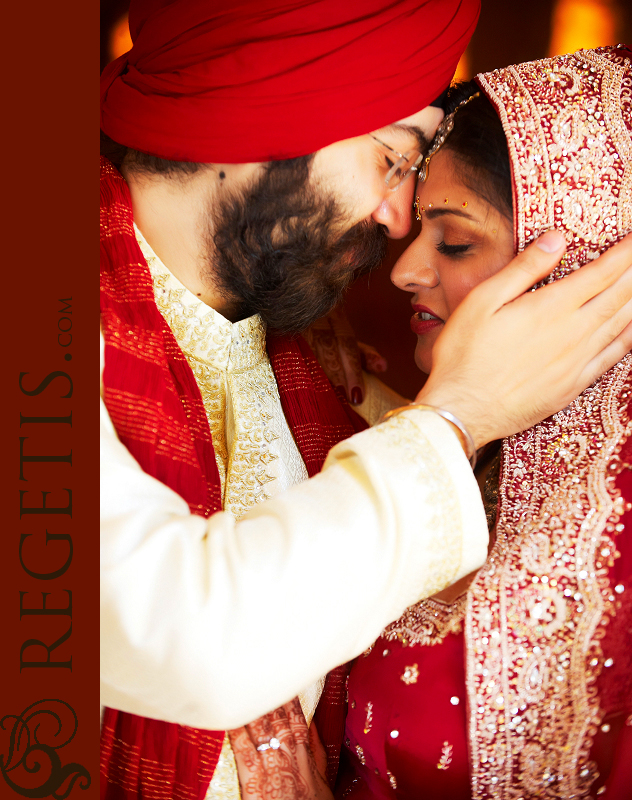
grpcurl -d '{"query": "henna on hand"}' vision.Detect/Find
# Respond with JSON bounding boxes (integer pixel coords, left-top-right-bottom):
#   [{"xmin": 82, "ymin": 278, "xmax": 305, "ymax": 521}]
[
  {"xmin": 358, "ymin": 341, "xmax": 388, "ymax": 374},
  {"xmin": 228, "ymin": 698, "xmax": 333, "ymax": 800},
  {"xmin": 302, "ymin": 308, "xmax": 365, "ymax": 403}
]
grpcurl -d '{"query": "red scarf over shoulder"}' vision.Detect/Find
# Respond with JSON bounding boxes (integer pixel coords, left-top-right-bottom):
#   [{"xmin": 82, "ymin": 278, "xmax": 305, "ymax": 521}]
[{"xmin": 99, "ymin": 157, "xmax": 366, "ymax": 799}]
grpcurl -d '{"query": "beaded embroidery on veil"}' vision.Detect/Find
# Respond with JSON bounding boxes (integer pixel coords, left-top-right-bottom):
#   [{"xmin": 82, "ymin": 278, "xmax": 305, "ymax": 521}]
[{"xmin": 466, "ymin": 46, "xmax": 632, "ymax": 799}]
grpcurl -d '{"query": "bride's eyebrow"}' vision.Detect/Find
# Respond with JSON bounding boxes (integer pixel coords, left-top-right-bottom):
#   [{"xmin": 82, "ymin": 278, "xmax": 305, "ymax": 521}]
[{"xmin": 425, "ymin": 208, "xmax": 475, "ymax": 221}]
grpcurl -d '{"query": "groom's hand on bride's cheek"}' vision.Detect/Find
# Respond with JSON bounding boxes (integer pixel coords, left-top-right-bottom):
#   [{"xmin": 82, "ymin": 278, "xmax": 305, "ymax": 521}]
[{"xmin": 417, "ymin": 231, "xmax": 632, "ymax": 450}]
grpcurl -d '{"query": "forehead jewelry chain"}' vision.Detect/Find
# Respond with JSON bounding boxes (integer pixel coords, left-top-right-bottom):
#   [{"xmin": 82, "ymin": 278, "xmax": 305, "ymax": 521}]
[{"xmin": 417, "ymin": 91, "xmax": 481, "ymax": 184}]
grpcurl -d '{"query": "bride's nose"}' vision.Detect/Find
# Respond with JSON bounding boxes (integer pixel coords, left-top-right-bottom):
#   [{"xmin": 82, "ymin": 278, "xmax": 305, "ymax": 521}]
[{"xmin": 391, "ymin": 243, "xmax": 439, "ymax": 291}]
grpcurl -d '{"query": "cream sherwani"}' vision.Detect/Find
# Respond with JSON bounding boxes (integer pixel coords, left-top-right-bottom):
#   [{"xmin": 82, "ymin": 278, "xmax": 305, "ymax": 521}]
[{"xmin": 100, "ymin": 230, "xmax": 489, "ymax": 797}]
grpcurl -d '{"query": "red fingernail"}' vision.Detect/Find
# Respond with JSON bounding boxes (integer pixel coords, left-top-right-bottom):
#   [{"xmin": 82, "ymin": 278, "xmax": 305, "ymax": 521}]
[{"xmin": 351, "ymin": 387, "xmax": 363, "ymax": 405}]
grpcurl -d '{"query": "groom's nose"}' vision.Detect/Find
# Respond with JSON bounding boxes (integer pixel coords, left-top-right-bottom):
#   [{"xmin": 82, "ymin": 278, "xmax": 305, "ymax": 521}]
[{"xmin": 371, "ymin": 177, "xmax": 415, "ymax": 239}]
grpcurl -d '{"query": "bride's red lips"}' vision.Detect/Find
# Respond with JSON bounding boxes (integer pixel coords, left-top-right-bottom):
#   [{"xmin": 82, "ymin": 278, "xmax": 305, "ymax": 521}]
[{"xmin": 410, "ymin": 304, "xmax": 443, "ymax": 336}]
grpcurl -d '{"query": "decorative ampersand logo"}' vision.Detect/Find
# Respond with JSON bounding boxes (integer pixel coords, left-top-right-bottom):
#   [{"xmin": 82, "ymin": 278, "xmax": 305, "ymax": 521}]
[{"xmin": 0, "ymin": 699, "xmax": 91, "ymax": 798}]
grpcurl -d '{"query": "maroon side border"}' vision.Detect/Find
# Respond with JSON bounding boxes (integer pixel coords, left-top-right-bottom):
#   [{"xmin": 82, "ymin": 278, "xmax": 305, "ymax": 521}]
[{"xmin": 1, "ymin": 2, "xmax": 99, "ymax": 797}]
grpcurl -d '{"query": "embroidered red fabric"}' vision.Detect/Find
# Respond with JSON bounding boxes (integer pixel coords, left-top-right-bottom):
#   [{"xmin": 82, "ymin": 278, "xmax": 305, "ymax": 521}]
[{"xmin": 99, "ymin": 157, "xmax": 367, "ymax": 798}]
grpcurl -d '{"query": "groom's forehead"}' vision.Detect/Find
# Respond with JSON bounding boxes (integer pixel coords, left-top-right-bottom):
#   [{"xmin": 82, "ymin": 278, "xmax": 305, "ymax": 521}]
[
  {"xmin": 370, "ymin": 108, "xmax": 442, "ymax": 154},
  {"xmin": 374, "ymin": 122, "xmax": 433, "ymax": 152}
]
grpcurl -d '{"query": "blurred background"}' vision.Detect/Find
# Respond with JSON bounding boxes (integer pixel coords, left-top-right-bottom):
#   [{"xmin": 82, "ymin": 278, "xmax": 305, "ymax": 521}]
[{"xmin": 101, "ymin": 0, "xmax": 632, "ymax": 399}]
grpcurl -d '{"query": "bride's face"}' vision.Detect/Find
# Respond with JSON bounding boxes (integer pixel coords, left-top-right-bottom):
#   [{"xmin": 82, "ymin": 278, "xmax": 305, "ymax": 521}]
[{"xmin": 391, "ymin": 148, "xmax": 514, "ymax": 374}]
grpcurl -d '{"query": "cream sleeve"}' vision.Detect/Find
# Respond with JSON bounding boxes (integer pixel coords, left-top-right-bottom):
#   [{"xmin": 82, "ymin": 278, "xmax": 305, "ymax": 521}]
[{"xmin": 101, "ymin": 360, "xmax": 487, "ymax": 731}]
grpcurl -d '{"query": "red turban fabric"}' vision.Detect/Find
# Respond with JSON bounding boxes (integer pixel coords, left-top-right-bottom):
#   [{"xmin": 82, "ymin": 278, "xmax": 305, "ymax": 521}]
[{"xmin": 100, "ymin": 0, "xmax": 479, "ymax": 163}]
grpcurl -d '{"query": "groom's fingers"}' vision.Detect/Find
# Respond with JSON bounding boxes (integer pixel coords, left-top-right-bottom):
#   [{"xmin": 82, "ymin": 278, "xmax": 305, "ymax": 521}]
[
  {"xmin": 575, "ymin": 262, "xmax": 632, "ymax": 334},
  {"xmin": 586, "ymin": 293, "xmax": 632, "ymax": 358},
  {"xmin": 467, "ymin": 232, "xmax": 632, "ymax": 318},
  {"xmin": 549, "ymin": 233, "xmax": 632, "ymax": 310},
  {"xmin": 579, "ymin": 319, "xmax": 632, "ymax": 389},
  {"xmin": 466, "ymin": 230, "xmax": 567, "ymax": 313}
]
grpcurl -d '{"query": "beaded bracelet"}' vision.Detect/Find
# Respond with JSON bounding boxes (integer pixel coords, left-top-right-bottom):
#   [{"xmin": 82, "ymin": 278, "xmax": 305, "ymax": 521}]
[{"xmin": 379, "ymin": 403, "xmax": 477, "ymax": 469}]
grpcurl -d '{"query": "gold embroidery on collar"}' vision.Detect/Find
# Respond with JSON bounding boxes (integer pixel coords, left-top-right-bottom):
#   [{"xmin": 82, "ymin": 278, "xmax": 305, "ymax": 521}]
[
  {"xmin": 135, "ymin": 226, "xmax": 308, "ymax": 516},
  {"xmin": 136, "ymin": 229, "xmax": 309, "ymax": 800},
  {"xmin": 206, "ymin": 736, "xmax": 239, "ymax": 800}
]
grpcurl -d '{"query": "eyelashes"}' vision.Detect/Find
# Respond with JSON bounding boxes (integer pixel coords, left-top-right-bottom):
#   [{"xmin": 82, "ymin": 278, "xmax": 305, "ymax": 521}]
[{"xmin": 436, "ymin": 240, "xmax": 471, "ymax": 257}]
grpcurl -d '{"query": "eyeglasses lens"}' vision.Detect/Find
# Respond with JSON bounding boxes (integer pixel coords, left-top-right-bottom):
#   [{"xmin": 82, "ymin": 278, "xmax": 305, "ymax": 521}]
[{"xmin": 386, "ymin": 151, "xmax": 422, "ymax": 190}]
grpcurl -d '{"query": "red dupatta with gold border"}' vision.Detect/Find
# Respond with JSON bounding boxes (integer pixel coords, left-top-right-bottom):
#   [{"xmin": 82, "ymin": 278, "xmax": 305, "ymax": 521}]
[
  {"xmin": 465, "ymin": 46, "xmax": 632, "ymax": 799},
  {"xmin": 99, "ymin": 157, "xmax": 367, "ymax": 799}
]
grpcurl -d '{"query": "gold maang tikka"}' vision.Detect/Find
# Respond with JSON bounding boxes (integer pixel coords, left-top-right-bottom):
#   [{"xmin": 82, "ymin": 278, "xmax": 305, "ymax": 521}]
[{"xmin": 415, "ymin": 91, "xmax": 480, "ymax": 221}]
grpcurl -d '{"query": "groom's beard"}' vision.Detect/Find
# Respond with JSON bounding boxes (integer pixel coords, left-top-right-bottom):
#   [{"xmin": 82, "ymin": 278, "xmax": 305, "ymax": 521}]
[{"xmin": 207, "ymin": 157, "xmax": 388, "ymax": 334}]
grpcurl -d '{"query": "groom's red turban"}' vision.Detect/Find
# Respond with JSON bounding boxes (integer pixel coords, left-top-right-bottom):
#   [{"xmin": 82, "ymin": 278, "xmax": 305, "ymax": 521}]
[{"xmin": 100, "ymin": 0, "xmax": 479, "ymax": 163}]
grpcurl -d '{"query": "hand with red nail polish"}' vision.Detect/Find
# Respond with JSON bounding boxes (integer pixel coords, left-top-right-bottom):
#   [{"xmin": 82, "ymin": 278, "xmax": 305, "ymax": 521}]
[{"xmin": 302, "ymin": 307, "xmax": 365, "ymax": 403}]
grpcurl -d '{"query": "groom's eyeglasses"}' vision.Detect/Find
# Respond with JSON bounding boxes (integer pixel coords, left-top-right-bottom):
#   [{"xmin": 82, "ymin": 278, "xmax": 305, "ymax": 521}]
[{"xmin": 370, "ymin": 135, "xmax": 423, "ymax": 191}]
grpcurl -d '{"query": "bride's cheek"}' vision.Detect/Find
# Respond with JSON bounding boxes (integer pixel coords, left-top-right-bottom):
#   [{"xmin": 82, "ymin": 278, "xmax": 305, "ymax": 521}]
[{"xmin": 447, "ymin": 263, "xmax": 488, "ymax": 310}]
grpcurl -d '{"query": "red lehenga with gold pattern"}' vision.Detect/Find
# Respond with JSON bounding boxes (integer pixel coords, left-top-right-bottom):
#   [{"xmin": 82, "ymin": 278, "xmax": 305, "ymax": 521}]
[{"xmin": 332, "ymin": 45, "xmax": 632, "ymax": 800}]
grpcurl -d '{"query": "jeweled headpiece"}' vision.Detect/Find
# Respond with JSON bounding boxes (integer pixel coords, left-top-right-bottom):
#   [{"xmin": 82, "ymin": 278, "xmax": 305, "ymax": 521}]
[{"xmin": 416, "ymin": 91, "xmax": 481, "ymax": 183}]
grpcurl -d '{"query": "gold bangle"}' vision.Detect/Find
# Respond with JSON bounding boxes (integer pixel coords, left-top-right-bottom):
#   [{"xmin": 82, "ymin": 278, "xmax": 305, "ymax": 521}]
[{"xmin": 379, "ymin": 403, "xmax": 477, "ymax": 469}]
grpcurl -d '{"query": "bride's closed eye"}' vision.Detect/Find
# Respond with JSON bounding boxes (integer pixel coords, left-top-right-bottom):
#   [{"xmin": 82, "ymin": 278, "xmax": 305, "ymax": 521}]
[{"xmin": 436, "ymin": 240, "xmax": 472, "ymax": 257}]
